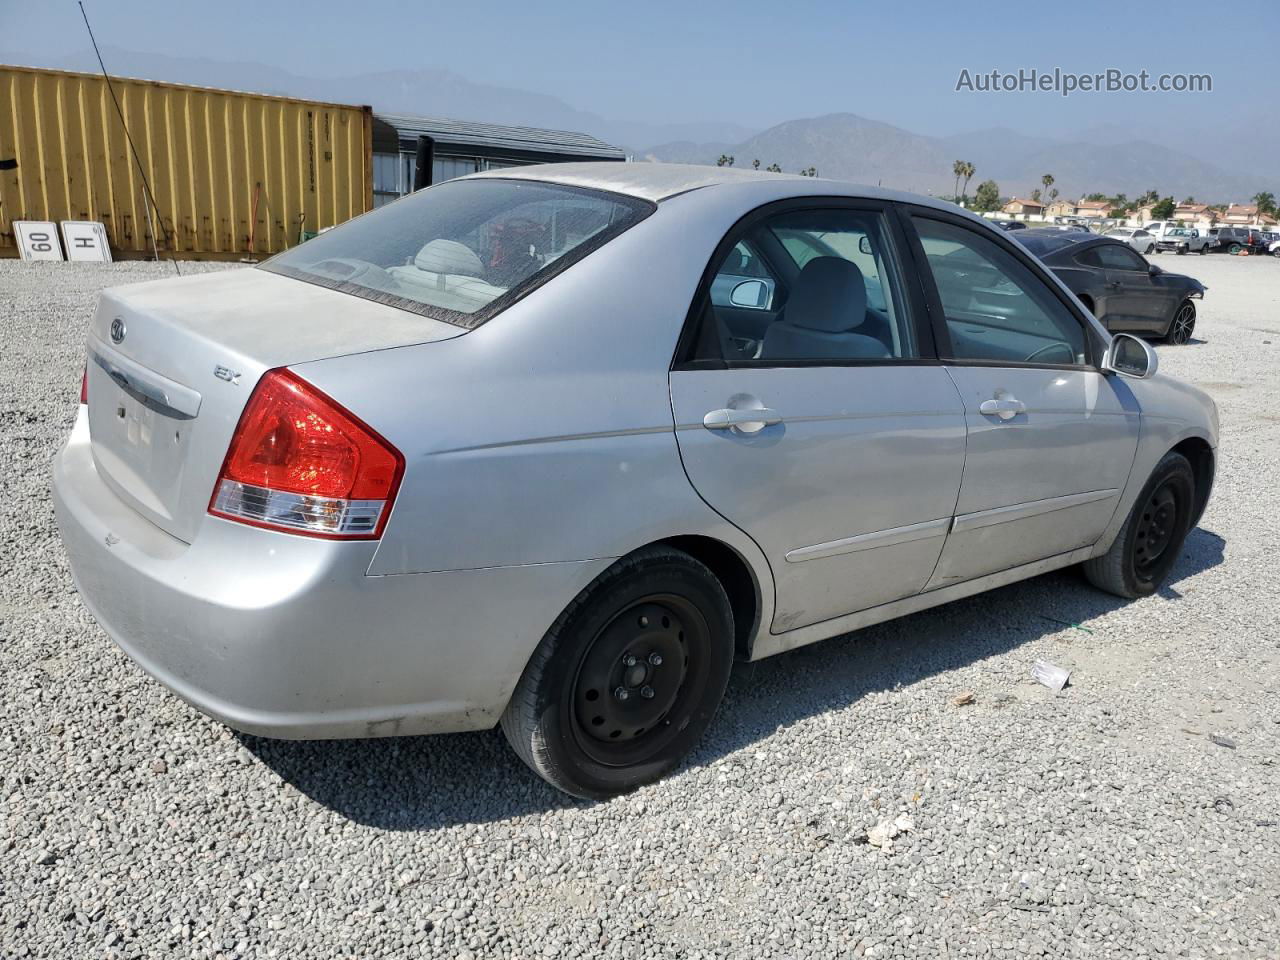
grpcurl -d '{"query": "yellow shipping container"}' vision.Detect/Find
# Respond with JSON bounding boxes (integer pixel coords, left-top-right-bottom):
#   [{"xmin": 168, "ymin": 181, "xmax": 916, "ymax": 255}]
[{"xmin": 0, "ymin": 64, "xmax": 373, "ymax": 259}]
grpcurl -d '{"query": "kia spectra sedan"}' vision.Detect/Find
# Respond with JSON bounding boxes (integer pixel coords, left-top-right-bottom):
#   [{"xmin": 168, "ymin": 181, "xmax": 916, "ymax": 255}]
[{"xmin": 53, "ymin": 163, "xmax": 1218, "ymax": 798}]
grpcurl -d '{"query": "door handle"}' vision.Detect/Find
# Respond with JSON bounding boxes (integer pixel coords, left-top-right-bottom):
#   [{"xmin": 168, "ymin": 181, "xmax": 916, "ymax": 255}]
[
  {"xmin": 979, "ymin": 397, "xmax": 1025, "ymax": 421},
  {"xmin": 1106, "ymin": 280, "xmax": 1121, "ymax": 289},
  {"xmin": 703, "ymin": 407, "xmax": 782, "ymax": 433}
]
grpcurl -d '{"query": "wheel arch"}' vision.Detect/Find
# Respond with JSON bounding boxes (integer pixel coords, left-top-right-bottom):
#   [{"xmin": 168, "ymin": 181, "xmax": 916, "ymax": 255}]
[
  {"xmin": 649, "ymin": 535, "xmax": 763, "ymax": 660},
  {"xmin": 1171, "ymin": 436, "xmax": 1215, "ymax": 527}
]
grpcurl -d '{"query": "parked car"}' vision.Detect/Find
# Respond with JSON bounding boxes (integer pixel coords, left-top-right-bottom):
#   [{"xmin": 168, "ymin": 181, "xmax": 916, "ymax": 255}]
[
  {"xmin": 1104, "ymin": 227, "xmax": 1157, "ymax": 254},
  {"xmin": 993, "ymin": 219, "xmax": 1027, "ymax": 231},
  {"xmin": 1208, "ymin": 226, "xmax": 1260, "ymax": 254},
  {"xmin": 1242, "ymin": 228, "xmax": 1271, "ymax": 253},
  {"xmin": 1152, "ymin": 226, "xmax": 1210, "ymax": 255},
  {"xmin": 53, "ymin": 164, "xmax": 1219, "ymax": 798},
  {"xmin": 1015, "ymin": 229, "xmax": 1206, "ymax": 344},
  {"xmin": 1271, "ymin": 238, "xmax": 1280, "ymax": 257}
]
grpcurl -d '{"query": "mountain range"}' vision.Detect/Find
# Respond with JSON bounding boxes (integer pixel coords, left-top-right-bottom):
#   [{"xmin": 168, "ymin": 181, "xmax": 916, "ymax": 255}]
[
  {"xmin": 3, "ymin": 48, "xmax": 1272, "ymax": 204},
  {"xmin": 646, "ymin": 115, "xmax": 1267, "ymax": 202}
]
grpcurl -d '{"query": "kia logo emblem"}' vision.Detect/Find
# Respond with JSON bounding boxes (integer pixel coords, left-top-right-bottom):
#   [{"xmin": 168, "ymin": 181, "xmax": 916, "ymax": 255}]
[{"xmin": 110, "ymin": 318, "xmax": 126, "ymax": 343}]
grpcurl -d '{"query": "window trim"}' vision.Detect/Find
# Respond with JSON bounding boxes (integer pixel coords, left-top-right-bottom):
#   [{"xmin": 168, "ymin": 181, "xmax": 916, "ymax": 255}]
[
  {"xmin": 671, "ymin": 196, "xmax": 939, "ymax": 371},
  {"xmin": 897, "ymin": 204, "xmax": 1105, "ymax": 371}
]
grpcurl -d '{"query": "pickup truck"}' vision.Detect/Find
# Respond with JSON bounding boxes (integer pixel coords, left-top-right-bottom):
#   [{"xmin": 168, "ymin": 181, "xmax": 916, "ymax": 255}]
[{"xmin": 1152, "ymin": 226, "xmax": 1210, "ymax": 255}]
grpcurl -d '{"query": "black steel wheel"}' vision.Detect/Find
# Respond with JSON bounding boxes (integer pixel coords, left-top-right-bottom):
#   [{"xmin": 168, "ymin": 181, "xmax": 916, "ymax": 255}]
[
  {"xmin": 1164, "ymin": 300, "xmax": 1196, "ymax": 344},
  {"xmin": 570, "ymin": 594, "xmax": 710, "ymax": 766},
  {"xmin": 501, "ymin": 546, "xmax": 734, "ymax": 798},
  {"xmin": 1083, "ymin": 451, "xmax": 1195, "ymax": 598}
]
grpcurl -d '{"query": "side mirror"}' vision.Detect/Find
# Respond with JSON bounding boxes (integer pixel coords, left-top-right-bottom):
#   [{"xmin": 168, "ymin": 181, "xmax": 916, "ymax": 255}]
[
  {"xmin": 858, "ymin": 236, "xmax": 873, "ymax": 255},
  {"xmin": 728, "ymin": 278, "xmax": 769, "ymax": 308},
  {"xmin": 1103, "ymin": 333, "xmax": 1158, "ymax": 379},
  {"xmin": 1148, "ymin": 263, "xmax": 1163, "ymax": 276}
]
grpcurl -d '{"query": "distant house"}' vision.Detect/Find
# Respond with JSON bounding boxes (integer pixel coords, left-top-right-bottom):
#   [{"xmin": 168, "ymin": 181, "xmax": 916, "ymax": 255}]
[
  {"xmin": 1044, "ymin": 199, "xmax": 1076, "ymax": 218},
  {"xmin": 1073, "ymin": 200, "xmax": 1111, "ymax": 221},
  {"xmin": 1219, "ymin": 203, "xmax": 1277, "ymax": 228},
  {"xmin": 1133, "ymin": 204, "xmax": 1157, "ymax": 224},
  {"xmin": 1173, "ymin": 203, "xmax": 1217, "ymax": 231},
  {"xmin": 1002, "ymin": 196, "xmax": 1045, "ymax": 217}
]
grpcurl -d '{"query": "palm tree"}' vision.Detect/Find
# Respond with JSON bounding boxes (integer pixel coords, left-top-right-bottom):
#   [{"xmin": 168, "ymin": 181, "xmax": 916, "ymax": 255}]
[
  {"xmin": 716, "ymin": 154, "xmax": 735, "ymax": 168},
  {"xmin": 752, "ymin": 159, "xmax": 761, "ymax": 170},
  {"xmin": 961, "ymin": 162, "xmax": 976, "ymax": 204},
  {"xmin": 1041, "ymin": 174, "xmax": 1055, "ymax": 205},
  {"xmin": 953, "ymin": 160, "xmax": 965, "ymax": 202},
  {"xmin": 1252, "ymin": 191, "xmax": 1276, "ymax": 216}
]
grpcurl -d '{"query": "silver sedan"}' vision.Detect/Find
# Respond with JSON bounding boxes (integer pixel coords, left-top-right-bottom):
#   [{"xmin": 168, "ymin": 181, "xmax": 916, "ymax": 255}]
[{"xmin": 54, "ymin": 164, "xmax": 1218, "ymax": 797}]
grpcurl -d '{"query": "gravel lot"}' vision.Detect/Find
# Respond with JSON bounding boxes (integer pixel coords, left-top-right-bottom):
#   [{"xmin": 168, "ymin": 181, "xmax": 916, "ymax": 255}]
[{"xmin": 3, "ymin": 254, "xmax": 1278, "ymax": 960}]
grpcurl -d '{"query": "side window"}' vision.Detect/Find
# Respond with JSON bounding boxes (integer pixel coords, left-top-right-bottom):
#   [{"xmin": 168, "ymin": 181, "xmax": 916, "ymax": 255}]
[
  {"xmin": 688, "ymin": 207, "xmax": 919, "ymax": 364},
  {"xmin": 1074, "ymin": 247, "xmax": 1103, "ymax": 268},
  {"xmin": 1093, "ymin": 244, "xmax": 1148, "ymax": 271},
  {"xmin": 912, "ymin": 217, "xmax": 1087, "ymax": 366}
]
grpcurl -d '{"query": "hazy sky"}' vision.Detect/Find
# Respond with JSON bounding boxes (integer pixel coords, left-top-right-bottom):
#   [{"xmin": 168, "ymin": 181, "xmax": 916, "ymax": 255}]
[{"xmin": 2, "ymin": 0, "xmax": 1275, "ymax": 138}]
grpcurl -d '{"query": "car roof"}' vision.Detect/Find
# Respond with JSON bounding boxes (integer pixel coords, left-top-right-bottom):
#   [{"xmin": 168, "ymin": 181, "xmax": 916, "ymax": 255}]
[
  {"xmin": 465, "ymin": 160, "xmax": 965, "ymax": 212},
  {"xmin": 1014, "ymin": 229, "xmax": 1095, "ymax": 256}
]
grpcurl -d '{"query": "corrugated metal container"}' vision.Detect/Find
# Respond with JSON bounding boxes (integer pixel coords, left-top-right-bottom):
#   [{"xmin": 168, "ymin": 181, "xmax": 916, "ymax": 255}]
[{"xmin": 0, "ymin": 64, "xmax": 373, "ymax": 259}]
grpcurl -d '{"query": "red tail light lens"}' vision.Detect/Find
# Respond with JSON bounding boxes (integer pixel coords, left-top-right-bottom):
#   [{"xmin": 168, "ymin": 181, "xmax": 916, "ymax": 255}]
[
  {"xmin": 80, "ymin": 365, "xmax": 88, "ymax": 405},
  {"xmin": 209, "ymin": 369, "xmax": 404, "ymax": 539}
]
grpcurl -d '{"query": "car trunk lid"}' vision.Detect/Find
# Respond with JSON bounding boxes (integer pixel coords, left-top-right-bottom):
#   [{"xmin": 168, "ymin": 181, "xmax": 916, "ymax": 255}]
[{"xmin": 85, "ymin": 267, "xmax": 462, "ymax": 543}]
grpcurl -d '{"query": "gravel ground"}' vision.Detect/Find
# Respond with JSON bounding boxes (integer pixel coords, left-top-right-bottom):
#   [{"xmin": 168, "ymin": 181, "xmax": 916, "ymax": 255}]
[{"xmin": 2, "ymin": 255, "xmax": 1278, "ymax": 960}]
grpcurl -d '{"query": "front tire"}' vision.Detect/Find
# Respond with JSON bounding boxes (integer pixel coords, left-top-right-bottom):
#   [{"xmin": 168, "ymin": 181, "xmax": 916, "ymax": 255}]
[
  {"xmin": 501, "ymin": 546, "xmax": 734, "ymax": 799},
  {"xmin": 1164, "ymin": 299, "xmax": 1196, "ymax": 344},
  {"xmin": 1228, "ymin": 242, "xmax": 1243, "ymax": 254},
  {"xmin": 1083, "ymin": 452, "xmax": 1195, "ymax": 599}
]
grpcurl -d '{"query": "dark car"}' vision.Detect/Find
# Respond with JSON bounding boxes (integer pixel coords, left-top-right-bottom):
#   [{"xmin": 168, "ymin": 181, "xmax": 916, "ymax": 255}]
[
  {"xmin": 993, "ymin": 219, "xmax": 1027, "ymax": 232},
  {"xmin": 1014, "ymin": 229, "xmax": 1206, "ymax": 344},
  {"xmin": 1207, "ymin": 226, "xmax": 1267, "ymax": 254}
]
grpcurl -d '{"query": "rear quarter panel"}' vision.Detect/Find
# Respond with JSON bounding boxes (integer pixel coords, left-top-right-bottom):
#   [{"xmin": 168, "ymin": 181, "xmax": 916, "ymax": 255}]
[{"xmin": 292, "ymin": 184, "xmax": 778, "ymax": 614}]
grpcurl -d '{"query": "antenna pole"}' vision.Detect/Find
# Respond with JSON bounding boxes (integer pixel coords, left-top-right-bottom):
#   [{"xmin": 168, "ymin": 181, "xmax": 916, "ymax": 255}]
[{"xmin": 78, "ymin": 1, "xmax": 180, "ymax": 275}]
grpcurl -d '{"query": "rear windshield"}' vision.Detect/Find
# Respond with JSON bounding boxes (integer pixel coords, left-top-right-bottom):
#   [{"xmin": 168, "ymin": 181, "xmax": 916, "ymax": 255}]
[{"xmin": 261, "ymin": 178, "xmax": 653, "ymax": 328}]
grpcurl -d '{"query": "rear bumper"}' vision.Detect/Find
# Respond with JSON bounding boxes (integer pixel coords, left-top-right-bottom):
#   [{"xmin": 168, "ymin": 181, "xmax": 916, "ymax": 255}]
[{"xmin": 52, "ymin": 410, "xmax": 610, "ymax": 739}]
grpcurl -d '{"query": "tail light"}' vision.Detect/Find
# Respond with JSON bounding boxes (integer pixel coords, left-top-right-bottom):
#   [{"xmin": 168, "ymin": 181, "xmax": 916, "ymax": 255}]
[
  {"xmin": 209, "ymin": 369, "xmax": 404, "ymax": 539},
  {"xmin": 80, "ymin": 366, "xmax": 88, "ymax": 405}
]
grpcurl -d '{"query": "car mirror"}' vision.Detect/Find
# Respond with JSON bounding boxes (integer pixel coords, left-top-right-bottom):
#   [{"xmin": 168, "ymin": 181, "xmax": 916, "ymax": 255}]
[
  {"xmin": 1149, "ymin": 263, "xmax": 1163, "ymax": 276},
  {"xmin": 1102, "ymin": 333, "xmax": 1158, "ymax": 379},
  {"xmin": 858, "ymin": 236, "xmax": 873, "ymax": 255},
  {"xmin": 728, "ymin": 278, "xmax": 769, "ymax": 309}
]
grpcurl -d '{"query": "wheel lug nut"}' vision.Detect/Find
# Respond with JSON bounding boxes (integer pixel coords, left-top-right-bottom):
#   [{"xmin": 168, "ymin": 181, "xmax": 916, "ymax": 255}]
[
  {"xmin": 622, "ymin": 654, "xmax": 637, "ymax": 667},
  {"xmin": 648, "ymin": 652, "xmax": 663, "ymax": 666},
  {"xmin": 640, "ymin": 686, "xmax": 655, "ymax": 699},
  {"xmin": 613, "ymin": 686, "xmax": 629, "ymax": 701}
]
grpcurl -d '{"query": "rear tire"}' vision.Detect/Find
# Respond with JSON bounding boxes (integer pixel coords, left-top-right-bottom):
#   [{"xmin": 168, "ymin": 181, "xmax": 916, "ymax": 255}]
[
  {"xmin": 1164, "ymin": 300, "xmax": 1196, "ymax": 344},
  {"xmin": 1229, "ymin": 242, "xmax": 1243, "ymax": 254},
  {"xmin": 1083, "ymin": 452, "xmax": 1195, "ymax": 599},
  {"xmin": 1199, "ymin": 244, "xmax": 1208, "ymax": 255},
  {"xmin": 500, "ymin": 546, "xmax": 734, "ymax": 799}
]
